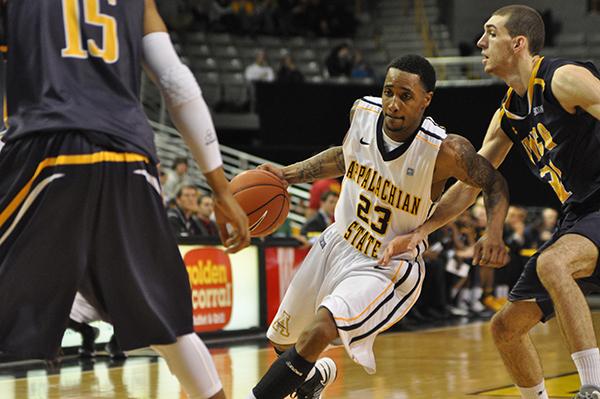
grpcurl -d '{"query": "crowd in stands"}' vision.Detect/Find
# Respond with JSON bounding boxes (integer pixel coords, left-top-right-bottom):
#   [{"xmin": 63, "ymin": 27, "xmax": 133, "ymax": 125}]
[{"xmin": 157, "ymin": 0, "xmax": 357, "ymax": 38}]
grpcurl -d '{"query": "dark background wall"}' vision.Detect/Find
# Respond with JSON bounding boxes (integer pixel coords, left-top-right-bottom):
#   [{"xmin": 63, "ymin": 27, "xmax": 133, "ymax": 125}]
[{"xmin": 220, "ymin": 81, "xmax": 560, "ymax": 208}]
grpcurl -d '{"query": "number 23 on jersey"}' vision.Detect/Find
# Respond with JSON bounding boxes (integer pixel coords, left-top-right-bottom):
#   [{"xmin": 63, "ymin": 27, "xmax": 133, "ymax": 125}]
[{"xmin": 61, "ymin": 0, "xmax": 119, "ymax": 63}]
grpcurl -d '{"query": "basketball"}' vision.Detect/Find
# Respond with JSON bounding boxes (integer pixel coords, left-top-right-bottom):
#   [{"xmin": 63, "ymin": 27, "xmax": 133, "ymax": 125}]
[{"xmin": 229, "ymin": 169, "xmax": 290, "ymax": 237}]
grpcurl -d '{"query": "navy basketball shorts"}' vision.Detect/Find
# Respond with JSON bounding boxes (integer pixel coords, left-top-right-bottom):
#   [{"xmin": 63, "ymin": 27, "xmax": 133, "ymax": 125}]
[
  {"xmin": 509, "ymin": 209, "xmax": 600, "ymax": 322},
  {"xmin": 0, "ymin": 132, "xmax": 194, "ymax": 360}
]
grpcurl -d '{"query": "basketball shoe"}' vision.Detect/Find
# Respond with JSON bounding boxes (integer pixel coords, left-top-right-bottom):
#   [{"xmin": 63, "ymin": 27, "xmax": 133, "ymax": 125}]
[
  {"xmin": 574, "ymin": 385, "xmax": 600, "ymax": 399},
  {"xmin": 293, "ymin": 357, "xmax": 337, "ymax": 399}
]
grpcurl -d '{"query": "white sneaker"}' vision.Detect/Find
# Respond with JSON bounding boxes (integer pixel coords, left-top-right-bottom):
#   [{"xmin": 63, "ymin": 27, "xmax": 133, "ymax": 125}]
[
  {"xmin": 574, "ymin": 385, "xmax": 600, "ymax": 398},
  {"xmin": 294, "ymin": 357, "xmax": 337, "ymax": 399}
]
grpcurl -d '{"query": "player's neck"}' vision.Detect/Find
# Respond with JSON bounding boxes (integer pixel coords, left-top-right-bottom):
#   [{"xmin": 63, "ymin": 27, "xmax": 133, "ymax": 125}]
[
  {"xmin": 382, "ymin": 120, "xmax": 421, "ymax": 142},
  {"xmin": 506, "ymin": 54, "xmax": 542, "ymax": 97}
]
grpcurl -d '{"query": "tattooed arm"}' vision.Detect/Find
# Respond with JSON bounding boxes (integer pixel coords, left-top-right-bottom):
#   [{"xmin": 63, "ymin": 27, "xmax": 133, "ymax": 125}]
[
  {"xmin": 281, "ymin": 146, "xmax": 345, "ymax": 184},
  {"xmin": 435, "ymin": 134, "xmax": 509, "ymax": 241},
  {"xmin": 379, "ymin": 114, "xmax": 512, "ymax": 266}
]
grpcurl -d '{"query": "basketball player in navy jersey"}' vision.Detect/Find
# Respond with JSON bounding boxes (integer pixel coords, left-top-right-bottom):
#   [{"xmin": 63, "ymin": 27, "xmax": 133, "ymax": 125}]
[
  {"xmin": 246, "ymin": 55, "xmax": 510, "ymax": 399},
  {"xmin": 386, "ymin": 5, "xmax": 600, "ymax": 399},
  {"xmin": 0, "ymin": 1, "xmax": 249, "ymax": 398}
]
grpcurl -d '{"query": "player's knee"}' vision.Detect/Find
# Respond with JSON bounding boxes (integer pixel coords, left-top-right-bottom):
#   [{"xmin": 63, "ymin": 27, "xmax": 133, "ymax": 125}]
[
  {"xmin": 490, "ymin": 310, "xmax": 517, "ymax": 342},
  {"xmin": 536, "ymin": 253, "xmax": 564, "ymax": 287}
]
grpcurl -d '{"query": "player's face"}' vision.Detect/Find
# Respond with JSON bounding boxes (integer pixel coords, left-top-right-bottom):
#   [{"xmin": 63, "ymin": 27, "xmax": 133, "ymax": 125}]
[
  {"xmin": 477, "ymin": 14, "xmax": 517, "ymax": 76},
  {"xmin": 381, "ymin": 68, "xmax": 432, "ymax": 139}
]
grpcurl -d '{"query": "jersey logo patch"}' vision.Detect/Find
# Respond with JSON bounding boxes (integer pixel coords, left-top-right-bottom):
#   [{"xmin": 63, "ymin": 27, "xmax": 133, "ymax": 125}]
[
  {"xmin": 272, "ymin": 311, "xmax": 291, "ymax": 337},
  {"xmin": 533, "ymin": 105, "xmax": 544, "ymax": 116},
  {"xmin": 359, "ymin": 137, "xmax": 369, "ymax": 145},
  {"xmin": 407, "ymin": 168, "xmax": 414, "ymax": 176}
]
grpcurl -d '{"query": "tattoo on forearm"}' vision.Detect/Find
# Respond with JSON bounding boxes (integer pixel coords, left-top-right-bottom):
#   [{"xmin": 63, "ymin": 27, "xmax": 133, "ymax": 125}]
[
  {"xmin": 295, "ymin": 147, "xmax": 344, "ymax": 183},
  {"xmin": 334, "ymin": 147, "xmax": 346, "ymax": 174},
  {"xmin": 456, "ymin": 140, "xmax": 508, "ymax": 218}
]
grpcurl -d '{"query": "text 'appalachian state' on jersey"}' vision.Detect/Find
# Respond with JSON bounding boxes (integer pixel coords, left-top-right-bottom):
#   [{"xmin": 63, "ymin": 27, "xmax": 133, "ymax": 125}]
[
  {"xmin": 4, "ymin": 0, "xmax": 157, "ymax": 161},
  {"xmin": 335, "ymin": 96, "xmax": 447, "ymax": 259},
  {"xmin": 500, "ymin": 57, "xmax": 600, "ymax": 211}
]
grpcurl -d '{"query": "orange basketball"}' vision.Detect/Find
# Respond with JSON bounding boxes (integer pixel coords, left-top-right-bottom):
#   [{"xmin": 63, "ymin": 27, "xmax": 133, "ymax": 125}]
[{"xmin": 229, "ymin": 169, "xmax": 290, "ymax": 237}]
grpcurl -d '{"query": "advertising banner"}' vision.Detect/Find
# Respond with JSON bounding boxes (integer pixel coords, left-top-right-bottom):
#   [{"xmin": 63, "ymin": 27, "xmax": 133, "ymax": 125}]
[
  {"xmin": 180, "ymin": 245, "xmax": 260, "ymax": 332},
  {"xmin": 264, "ymin": 246, "xmax": 310, "ymax": 325}
]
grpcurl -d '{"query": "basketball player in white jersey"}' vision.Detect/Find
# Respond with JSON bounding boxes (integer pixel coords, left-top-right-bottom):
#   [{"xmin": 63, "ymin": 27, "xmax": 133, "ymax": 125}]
[{"xmin": 245, "ymin": 55, "xmax": 510, "ymax": 399}]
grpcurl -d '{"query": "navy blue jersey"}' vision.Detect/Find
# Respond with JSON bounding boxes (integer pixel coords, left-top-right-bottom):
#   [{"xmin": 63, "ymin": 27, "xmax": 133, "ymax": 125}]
[
  {"xmin": 500, "ymin": 57, "xmax": 600, "ymax": 212},
  {"xmin": 3, "ymin": 0, "xmax": 157, "ymax": 161}
]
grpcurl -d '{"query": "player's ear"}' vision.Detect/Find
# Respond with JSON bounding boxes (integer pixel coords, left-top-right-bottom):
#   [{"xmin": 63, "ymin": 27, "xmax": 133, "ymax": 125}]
[
  {"xmin": 513, "ymin": 36, "xmax": 527, "ymax": 52},
  {"xmin": 422, "ymin": 91, "xmax": 433, "ymax": 108}
]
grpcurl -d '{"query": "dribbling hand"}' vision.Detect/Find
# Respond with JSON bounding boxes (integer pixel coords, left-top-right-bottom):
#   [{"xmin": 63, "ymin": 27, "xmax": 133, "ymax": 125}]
[{"xmin": 257, "ymin": 163, "xmax": 289, "ymax": 188}]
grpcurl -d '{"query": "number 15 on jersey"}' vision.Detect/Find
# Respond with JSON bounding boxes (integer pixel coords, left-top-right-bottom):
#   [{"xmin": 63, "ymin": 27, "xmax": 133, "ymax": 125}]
[{"xmin": 61, "ymin": 0, "xmax": 119, "ymax": 64}]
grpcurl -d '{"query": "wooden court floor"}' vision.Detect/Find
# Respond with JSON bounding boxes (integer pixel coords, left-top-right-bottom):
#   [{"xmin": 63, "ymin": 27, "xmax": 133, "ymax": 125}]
[{"xmin": 1, "ymin": 313, "xmax": 598, "ymax": 399}]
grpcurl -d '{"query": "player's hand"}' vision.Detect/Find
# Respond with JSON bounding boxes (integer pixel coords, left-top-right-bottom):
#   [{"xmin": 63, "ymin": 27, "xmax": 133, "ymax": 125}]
[
  {"xmin": 213, "ymin": 191, "xmax": 250, "ymax": 253},
  {"xmin": 473, "ymin": 234, "xmax": 509, "ymax": 268},
  {"xmin": 378, "ymin": 229, "xmax": 426, "ymax": 266},
  {"xmin": 257, "ymin": 163, "xmax": 289, "ymax": 189}
]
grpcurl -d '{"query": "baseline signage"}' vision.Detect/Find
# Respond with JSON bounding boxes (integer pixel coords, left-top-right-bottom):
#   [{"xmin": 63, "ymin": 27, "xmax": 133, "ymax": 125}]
[{"xmin": 180, "ymin": 244, "xmax": 260, "ymax": 332}]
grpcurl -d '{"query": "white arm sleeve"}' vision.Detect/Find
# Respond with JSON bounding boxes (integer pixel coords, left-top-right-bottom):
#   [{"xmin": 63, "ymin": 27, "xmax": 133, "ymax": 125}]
[{"xmin": 142, "ymin": 32, "xmax": 222, "ymax": 173}]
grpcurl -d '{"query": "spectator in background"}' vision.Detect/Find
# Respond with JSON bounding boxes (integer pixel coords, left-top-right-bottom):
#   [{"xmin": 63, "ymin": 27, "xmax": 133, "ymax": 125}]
[
  {"xmin": 325, "ymin": 43, "xmax": 353, "ymax": 78},
  {"xmin": 167, "ymin": 185, "xmax": 203, "ymax": 237},
  {"xmin": 196, "ymin": 194, "xmax": 220, "ymax": 237},
  {"xmin": 300, "ymin": 190, "xmax": 338, "ymax": 243},
  {"xmin": 277, "ymin": 53, "xmax": 304, "ymax": 83},
  {"xmin": 525, "ymin": 207, "xmax": 559, "ymax": 249},
  {"xmin": 163, "ymin": 157, "xmax": 192, "ymax": 201},
  {"xmin": 158, "ymin": 166, "xmax": 169, "ymax": 205},
  {"xmin": 351, "ymin": 50, "xmax": 375, "ymax": 80},
  {"xmin": 306, "ymin": 177, "xmax": 341, "ymax": 219},
  {"xmin": 245, "ymin": 49, "xmax": 275, "ymax": 82}
]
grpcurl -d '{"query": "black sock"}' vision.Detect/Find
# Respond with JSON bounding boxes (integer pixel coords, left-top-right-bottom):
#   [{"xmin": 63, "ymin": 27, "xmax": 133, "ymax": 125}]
[{"xmin": 252, "ymin": 346, "xmax": 315, "ymax": 399}]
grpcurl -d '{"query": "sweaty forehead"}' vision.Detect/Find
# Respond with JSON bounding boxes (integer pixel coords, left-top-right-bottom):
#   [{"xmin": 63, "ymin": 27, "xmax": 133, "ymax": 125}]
[{"xmin": 384, "ymin": 68, "xmax": 422, "ymax": 90}]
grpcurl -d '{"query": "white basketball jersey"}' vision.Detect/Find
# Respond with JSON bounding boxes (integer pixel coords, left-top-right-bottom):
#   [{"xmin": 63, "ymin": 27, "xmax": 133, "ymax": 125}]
[{"xmin": 334, "ymin": 96, "xmax": 447, "ymax": 259}]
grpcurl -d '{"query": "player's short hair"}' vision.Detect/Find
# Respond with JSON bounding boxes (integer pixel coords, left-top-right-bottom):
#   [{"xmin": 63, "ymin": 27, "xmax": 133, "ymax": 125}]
[
  {"xmin": 387, "ymin": 54, "xmax": 436, "ymax": 92},
  {"xmin": 493, "ymin": 5, "xmax": 545, "ymax": 55}
]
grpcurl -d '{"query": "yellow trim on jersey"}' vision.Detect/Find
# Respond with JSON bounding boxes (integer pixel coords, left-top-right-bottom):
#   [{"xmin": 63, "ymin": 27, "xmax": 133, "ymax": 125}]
[
  {"xmin": 502, "ymin": 57, "xmax": 545, "ymax": 120},
  {"xmin": 0, "ymin": 151, "xmax": 149, "ymax": 228},
  {"xmin": 334, "ymin": 262, "xmax": 405, "ymax": 322},
  {"xmin": 356, "ymin": 105, "xmax": 380, "ymax": 114},
  {"xmin": 415, "ymin": 134, "xmax": 441, "ymax": 148}
]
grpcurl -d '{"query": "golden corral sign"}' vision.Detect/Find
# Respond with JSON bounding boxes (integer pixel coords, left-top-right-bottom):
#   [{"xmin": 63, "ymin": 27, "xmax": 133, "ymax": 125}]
[{"xmin": 179, "ymin": 245, "xmax": 259, "ymax": 332}]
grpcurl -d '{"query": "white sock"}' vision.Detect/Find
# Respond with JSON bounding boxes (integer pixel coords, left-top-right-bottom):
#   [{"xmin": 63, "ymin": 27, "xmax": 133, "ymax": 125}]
[
  {"xmin": 517, "ymin": 380, "xmax": 548, "ymax": 399},
  {"xmin": 152, "ymin": 334, "xmax": 223, "ymax": 399},
  {"xmin": 572, "ymin": 348, "xmax": 600, "ymax": 387}
]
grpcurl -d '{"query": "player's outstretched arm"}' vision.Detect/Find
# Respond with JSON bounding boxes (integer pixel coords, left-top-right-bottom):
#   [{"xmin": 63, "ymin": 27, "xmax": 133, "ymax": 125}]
[
  {"xmin": 552, "ymin": 64, "xmax": 600, "ymax": 120},
  {"xmin": 379, "ymin": 110, "xmax": 513, "ymax": 266},
  {"xmin": 438, "ymin": 134, "xmax": 509, "ymax": 266},
  {"xmin": 142, "ymin": 0, "xmax": 249, "ymax": 253},
  {"xmin": 259, "ymin": 146, "xmax": 345, "ymax": 185}
]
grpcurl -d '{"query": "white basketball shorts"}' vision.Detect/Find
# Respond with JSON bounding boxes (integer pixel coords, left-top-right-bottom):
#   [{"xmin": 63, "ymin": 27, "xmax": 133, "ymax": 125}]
[{"xmin": 267, "ymin": 224, "xmax": 425, "ymax": 374}]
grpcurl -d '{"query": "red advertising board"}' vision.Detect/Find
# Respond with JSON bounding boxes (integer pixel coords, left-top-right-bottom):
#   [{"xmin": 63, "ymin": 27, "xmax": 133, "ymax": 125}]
[
  {"xmin": 184, "ymin": 247, "xmax": 234, "ymax": 332},
  {"xmin": 264, "ymin": 246, "xmax": 311, "ymax": 324}
]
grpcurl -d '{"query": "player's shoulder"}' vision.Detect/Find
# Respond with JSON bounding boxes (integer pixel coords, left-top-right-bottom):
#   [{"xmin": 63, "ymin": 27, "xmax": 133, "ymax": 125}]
[
  {"xmin": 419, "ymin": 117, "xmax": 448, "ymax": 144},
  {"xmin": 353, "ymin": 96, "xmax": 383, "ymax": 111}
]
